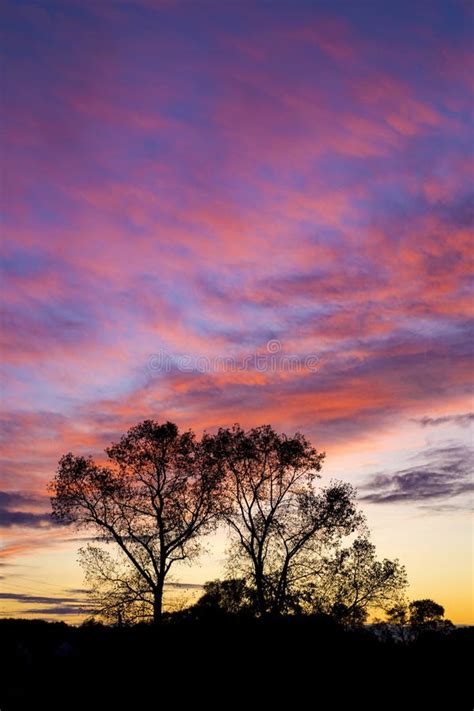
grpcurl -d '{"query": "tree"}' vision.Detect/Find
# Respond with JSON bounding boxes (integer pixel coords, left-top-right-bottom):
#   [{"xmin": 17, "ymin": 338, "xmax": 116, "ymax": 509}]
[
  {"xmin": 78, "ymin": 544, "xmax": 157, "ymax": 625},
  {"xmin": 300, "ymin": 535, "xmax": 408, "ymax": 623},
  {"xmin": 408, "ymin": 599, "xmax": 454, "ymax": 632},
  {"xmin": 49, "ymin": 420, "xmax": 223, "ymax": 623},
  {"xmin": 206, "ymin": 424, "xmax": 364, "ymax": 615},
  {"xmin": 384, "ymin": 602, "xmax": 411, "ymax": 641},
  {"xmin": 409, "ymin": 599, "xmax": 445, "ymax": 626},
  {"xmin": 384, "ymin": 598, "xmax": 454, "ymax": 641},
  {"xmin": 194, "ymin": 578, "xmax": 256, "ymax": 616}
]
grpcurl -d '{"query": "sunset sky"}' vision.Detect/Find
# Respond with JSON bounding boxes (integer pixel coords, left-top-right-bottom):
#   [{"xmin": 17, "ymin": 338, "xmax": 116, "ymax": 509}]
[{"xmin": 1, "ymin": 0, "xmax": 473, "ymax": 624}]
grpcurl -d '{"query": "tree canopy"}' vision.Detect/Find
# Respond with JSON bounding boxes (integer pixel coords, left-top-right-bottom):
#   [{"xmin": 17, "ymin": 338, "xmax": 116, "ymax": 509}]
[
  {"xmin": 204, "ymin": 424, "xmax": 365, "ymax": 615},
  {"xmin": 50, "ymin": 420, "xmax": 223, "ymax": 622},
  {"xmin": 299, "ymin": 535, "xmax": 407, "ymax": 622}
]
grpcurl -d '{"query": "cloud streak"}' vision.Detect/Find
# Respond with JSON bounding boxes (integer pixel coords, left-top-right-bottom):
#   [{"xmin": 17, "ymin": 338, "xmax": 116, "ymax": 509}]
[
  {"xmin": 361, "ymin": 444, "xmax": 474, "ymax": 507},
  {"xmin": 0, "ymin": 491, "xmax": 56, "ymax": 529},
  {"xmin": 415, "ymin": 413, "xmax": 474, "ymax": 428},
  {"xmin": 0, "ymin": 592, "xmax": 86, "ymax": 605}
]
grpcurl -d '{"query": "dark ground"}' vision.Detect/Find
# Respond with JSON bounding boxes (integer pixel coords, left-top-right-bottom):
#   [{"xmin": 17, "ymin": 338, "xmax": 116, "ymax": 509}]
[{"xmin": 1, "ymin": 615, "xmax": 472, "ymax": 710}]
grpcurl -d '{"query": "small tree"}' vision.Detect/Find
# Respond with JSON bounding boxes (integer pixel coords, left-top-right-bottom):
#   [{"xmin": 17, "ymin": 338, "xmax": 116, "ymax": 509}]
[
  {"xmin": 409, "ymin": 599, "xmax": 445, "ymax": 626},
  {"xmin": 194, "ymin": 578, "xmax": 256, "ymax": 615},
  {"xmin": 207, "ymin": 424, "xmax": 364, "ymax": 615},
  {"xmin": 78, "ymin": 544, "xmax": 157, "ymax": 625},
  {"xmin": 301, "ymin": 535, "xmax": 408, "ymax": 623},
  {"xmin": 409, "ymin": 599, "xmax": 453, "ymax": 632},
  {"xmin": 50, "ymin": 420, "xmax": 223, "ymax": 622},
  {"xmin": 385, "ymin": 598, "xmax": 454, "ymax": 641}
]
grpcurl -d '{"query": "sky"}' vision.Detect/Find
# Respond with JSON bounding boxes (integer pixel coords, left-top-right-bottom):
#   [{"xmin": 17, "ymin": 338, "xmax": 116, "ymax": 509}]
[{"xmin": 0, "ymin": 0, "xmax": 473, "ymax": 624}]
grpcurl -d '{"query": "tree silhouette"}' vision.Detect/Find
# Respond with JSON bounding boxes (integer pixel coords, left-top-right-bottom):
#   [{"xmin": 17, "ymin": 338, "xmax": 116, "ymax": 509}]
[
  {"xmin": 78, "ymin": 545, "xmax": 157, "ymax": 625},
  {"xmin": 207, "ymin": 424, "xmax": 363, "ymax": 615},
  {"xmin": 50, "ymin": 419, "xmax": 414, "ymax": 624},
  {"xmin": 408, "ymin": 598, "xmax": 454, "ymax": 632},
  {"xmin": 193, "ymin": 578, "xmax": 256, "ymax": 615},
  {"xmin": 385, "ymin": 598, "xmax": 454, "ymax": 640},
  {"xmin": 299, "ymin": 535, "xmax": 407, "ymax": 623},
  {"xmin": 49, "ymin": 420, "xmax": 223, "ymax": 622},
  {"xmin": 409, "ymin": 599, "xmax": 445, "ymax": 625}
]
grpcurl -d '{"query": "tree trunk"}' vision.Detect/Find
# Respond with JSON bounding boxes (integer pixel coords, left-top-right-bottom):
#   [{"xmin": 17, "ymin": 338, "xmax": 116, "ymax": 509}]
[
  {"xmin": 255, "ymin": 565, "xmax": 267, "ymax": 616},
  {"xmin": 153, "ymin": 579, "xmax": 164, "ymax": 623}
]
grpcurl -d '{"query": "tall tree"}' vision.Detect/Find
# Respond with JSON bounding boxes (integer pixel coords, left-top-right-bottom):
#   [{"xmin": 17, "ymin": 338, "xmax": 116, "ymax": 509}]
[
  {"xmin": 50, "ymin": 420, "xmax": 223, "ymax": 622},
  {"xmin": 206, "ymin": 424, "xmax": 364, "ymax": 615}
]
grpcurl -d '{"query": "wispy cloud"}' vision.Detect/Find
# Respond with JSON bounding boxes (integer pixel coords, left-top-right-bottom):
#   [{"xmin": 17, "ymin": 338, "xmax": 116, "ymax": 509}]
[
  {"xmin": 0, "ymin": 592, "xmax": 86, "ymax": 605},
  {"xmin": 21, "ymin": 605, "xmax": 93, "ymax": 616},
  {"xmin": 0, "ymin": 591, "xmax": 93, "ymax": 616},
  {"xmin": 360, "ymin": 444, "xmax": 473, "ymax": 507},
  {"xmin": 0, "ymin": 491, "xmax": 56, "ymax": 529},
  {"xmin": 414, "ymin": 413, "xmax": 474, "ymax": 428}
]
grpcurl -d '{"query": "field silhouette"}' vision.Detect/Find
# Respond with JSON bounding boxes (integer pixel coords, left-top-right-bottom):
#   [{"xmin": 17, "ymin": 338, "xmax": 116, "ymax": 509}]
[{"xmin": 1, "ymin": 613, "xmax": 472, "ymax": 710}]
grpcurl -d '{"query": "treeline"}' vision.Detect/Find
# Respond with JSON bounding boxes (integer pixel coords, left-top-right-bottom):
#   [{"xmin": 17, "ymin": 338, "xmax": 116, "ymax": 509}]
[{"xmin": 191, "ymin": 582, "xmax": 455, "ymax": 638}]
